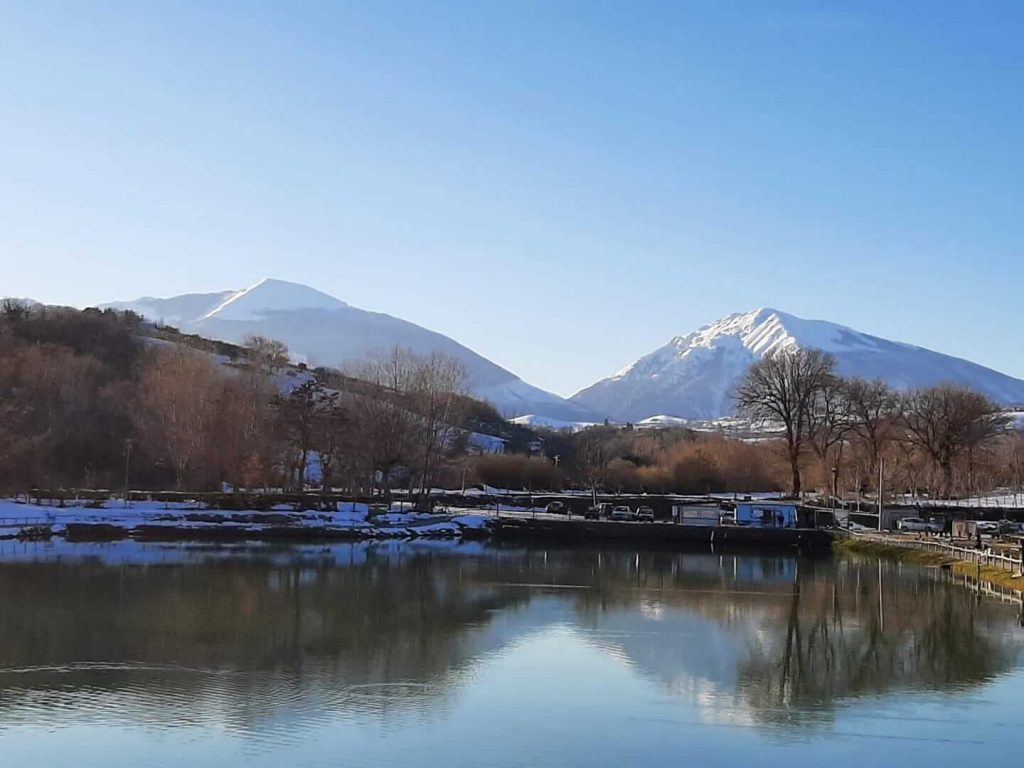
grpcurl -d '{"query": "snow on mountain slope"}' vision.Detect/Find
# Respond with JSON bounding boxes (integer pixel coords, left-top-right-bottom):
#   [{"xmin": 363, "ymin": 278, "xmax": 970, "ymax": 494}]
[
  {"xmin": 101, "ymin": 279, "xmax": 595, "ymax": 422},
  {"xmin": 102, "ymin": 290, "xmax": 236, "ymax": 327},
  {"xmin": 201, "ymin": 279, "xmax": 347, "ymax": 321},
  {"xmin": 571, "ymin": 308, "xmax": 1024, "ymax": 422}
]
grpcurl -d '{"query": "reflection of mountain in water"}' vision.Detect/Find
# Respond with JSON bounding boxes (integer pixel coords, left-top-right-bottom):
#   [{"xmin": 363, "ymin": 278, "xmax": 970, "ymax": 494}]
[{"xmin": 0, "ymin": 543, "xmax": 1021, "ymax": 736}]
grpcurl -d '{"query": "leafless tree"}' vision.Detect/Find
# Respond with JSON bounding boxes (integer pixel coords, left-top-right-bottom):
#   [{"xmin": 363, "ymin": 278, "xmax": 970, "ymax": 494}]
[
  {"xmin": 313, "ymin": 391, "xmax": 351, "ymax": 492},
  {"xmin": 844, "ymin": 378, "xmax": 899, "ymax": 488},
  {"xmin": 807, "ymin": 375, "xmax": 853, "ymax": 497},
  {"xmin": 900, "ymin": 384, "xmax": 1009, "ymax": 497},
  {"xmin": 243, "ymin": 334, "xmax": 290, "ymax": 375},
  {"xmin": 136, "ymin": 346, "xmax": 223, "ymax": 489},
  {"xmin": 735, "ymin": 348, "xmax": 836, "ymax": 496},
  {"xmin": 407, "ymin": 352, "xmax": 468, "ymax": 498},
  {"xmin": 346, "ymin": 349, "xmax": 424, "ymax": 498},
  {"xmin": 273, "ymin": 379, "xmax": 330, "ymax": 490}
]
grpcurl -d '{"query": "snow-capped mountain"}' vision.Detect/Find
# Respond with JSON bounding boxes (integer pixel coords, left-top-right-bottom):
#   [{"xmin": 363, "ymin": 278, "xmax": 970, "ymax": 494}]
[
  {"xmin": 571, "ymin": 308, "xmax": 1024, "ymax": 422},
  {"xmin": 102, "ymin": 278, "xmax": 596, "ymax": 422}
]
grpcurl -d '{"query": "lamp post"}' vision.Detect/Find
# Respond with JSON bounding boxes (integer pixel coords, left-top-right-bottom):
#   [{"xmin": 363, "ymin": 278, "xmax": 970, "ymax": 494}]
[{"xmin": 123, "ymin": 438, "xmax": 134, "ymax": 509}]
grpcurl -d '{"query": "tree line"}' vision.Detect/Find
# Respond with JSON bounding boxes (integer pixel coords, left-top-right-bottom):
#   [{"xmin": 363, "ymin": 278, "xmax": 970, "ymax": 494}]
[
  {"xmin": 467, "ymin": 349, "xmax": 1022, "ymax": 501},
  {"xmin": 735, "ymin": 348, "xmax": 1019, "ymax": 499},
  {"xmin": 0, "ymin": 302, "xmax": 477, "ymax": 497}
]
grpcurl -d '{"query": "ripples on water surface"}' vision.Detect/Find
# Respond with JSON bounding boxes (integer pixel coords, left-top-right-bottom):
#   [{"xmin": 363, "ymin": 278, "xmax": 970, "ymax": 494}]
[{"xmin": 0, "ymin": 538, "xmax": 1022, "ymax": 767}]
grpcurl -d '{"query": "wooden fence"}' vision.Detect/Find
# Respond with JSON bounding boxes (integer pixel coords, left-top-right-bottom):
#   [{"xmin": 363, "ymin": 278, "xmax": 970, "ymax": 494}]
[{"xmin": 856, "ymin": 532, "xmax": 1023, "ymax": 574}]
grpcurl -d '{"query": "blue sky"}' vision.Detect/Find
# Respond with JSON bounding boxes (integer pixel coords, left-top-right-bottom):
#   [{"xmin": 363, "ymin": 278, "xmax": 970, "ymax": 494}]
[{"xmin": 2, "ymin": 1, "xmax": 1022, "ymax": 396}]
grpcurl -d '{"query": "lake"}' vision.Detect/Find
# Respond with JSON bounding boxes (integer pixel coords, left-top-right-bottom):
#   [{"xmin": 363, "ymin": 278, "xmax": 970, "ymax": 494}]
[{"xmin": 0, "ymin": 539, "xmax": 1022, "ymax": 767}]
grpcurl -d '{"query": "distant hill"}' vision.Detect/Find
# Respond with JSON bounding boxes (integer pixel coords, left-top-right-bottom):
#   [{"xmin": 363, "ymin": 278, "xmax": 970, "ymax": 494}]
[{"xmin": 102, "ymin": 278, "xmax": 597, "ymax": 423}]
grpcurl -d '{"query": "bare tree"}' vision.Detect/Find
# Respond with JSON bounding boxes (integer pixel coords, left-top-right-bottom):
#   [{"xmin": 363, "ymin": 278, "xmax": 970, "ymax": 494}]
[
  {"xmin": 273, "ymin": 379, "xmax": 330, "ymax": 491},
  {"xmin": 900, "ymin": 384, "xmax": 1009, "ymax": 497},
  {"xmin": 408, "ymin": 352, "xmax": 468, "ymax": 499},
  {"xmin": 313, "ymin": 391, "xmax": 351, "ymax": 492},
  {"xmin": 209, "ymin": 367, "xmax": 276, "ymax": 490},
  {"xmin": 735, "ymin": 349, "xmax": 836, "ymax": 496},
  {"xmin": 807, "ymin": 375, "xmax": 853, "ymax": 497},
  {"xmin": 844, "ymin": 378, "xmax": 899, "ymax": 487},
  {"xmin": 346, "ymin": 349, "xmax": 422, "ymax": 498},
  {"xmin": 243, "ymin": 334, "xmax": 290, "ymax": 375},
  {"xmin": 575, "ymin": 426, "xmax": 617, "ymax": 502},
  {"xmin": 136, "ymin": 346, "xmax": 223, "ymax": 489}
]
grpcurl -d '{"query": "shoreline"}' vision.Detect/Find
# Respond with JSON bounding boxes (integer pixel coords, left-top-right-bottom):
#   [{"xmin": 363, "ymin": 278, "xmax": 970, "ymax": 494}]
[
  {"xmin": 834, "ymin": 536, "xmax": 1024, "ymax": 593},
  {"xmin": 2, "ymin": 497, "xmax": 834, "ymax": 552}
]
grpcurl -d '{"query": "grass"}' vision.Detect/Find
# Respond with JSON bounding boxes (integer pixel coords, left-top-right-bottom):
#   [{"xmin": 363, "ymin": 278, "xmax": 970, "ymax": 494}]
[{"xmin": 834, "ymin": 536, "xmax": 1024, "ymax": 591}]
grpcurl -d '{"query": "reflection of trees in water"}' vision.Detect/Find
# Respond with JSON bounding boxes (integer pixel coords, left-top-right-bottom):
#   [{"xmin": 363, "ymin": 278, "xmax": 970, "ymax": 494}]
[
  {"xmin": 0, "ymin": 548, "xmax": 534, "ymax": 729},
  {"xmin": 0, "ymin": 545, "xmax": 1021, "ymax": 733},
  {"xmin": 548, "ymin": 549, "xmax": 1023, "ymax": 726},
  {"xmin": 738, "ymin": 560, "xmax": 1020, "ymax": 725}
]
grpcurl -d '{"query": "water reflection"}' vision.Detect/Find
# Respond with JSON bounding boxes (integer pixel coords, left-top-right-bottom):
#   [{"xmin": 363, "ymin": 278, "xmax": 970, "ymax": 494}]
[{"xmin": 0, "ymin": 541, "xmax": 1022, "ymax": 753}]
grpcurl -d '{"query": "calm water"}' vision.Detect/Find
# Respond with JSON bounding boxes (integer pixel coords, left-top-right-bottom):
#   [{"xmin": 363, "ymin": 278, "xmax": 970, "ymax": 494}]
[{"xmin": 0, "ymin": 539, "xmax": 1022, "ymax": 767}]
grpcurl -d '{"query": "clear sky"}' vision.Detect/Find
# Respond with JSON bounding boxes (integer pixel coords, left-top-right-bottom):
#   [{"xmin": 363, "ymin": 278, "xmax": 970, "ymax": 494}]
[{"xmin": 2, "ymin": 1, "xmax": 1022, "ymax": 397}]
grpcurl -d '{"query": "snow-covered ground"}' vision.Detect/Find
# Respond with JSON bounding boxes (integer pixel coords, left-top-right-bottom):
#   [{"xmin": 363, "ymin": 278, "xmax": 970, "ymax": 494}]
[
  {"xmin": 510, "ymin": 414, "xmax": 598, "ymax": 431},
  {"xmin": 0, "ymin": 498, "xmax": 490, "ymax": 540},
  {"xmin": 899, "ymin": 491, "xmax": 1024, "ymax": 509}
]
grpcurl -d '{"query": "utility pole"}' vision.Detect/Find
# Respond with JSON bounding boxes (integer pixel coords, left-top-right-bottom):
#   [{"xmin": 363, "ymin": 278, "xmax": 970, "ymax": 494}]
[{"xmin": 877, "ymin": 458, "xmax": 884, "ymax": 532}]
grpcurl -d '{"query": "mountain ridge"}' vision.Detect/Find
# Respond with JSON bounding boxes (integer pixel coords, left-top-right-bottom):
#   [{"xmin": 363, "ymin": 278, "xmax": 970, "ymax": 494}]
[
  {"xmin": 100, "ymin": 278, "xmax": 598, "ymax": 423},
  {"xmin": 571, "ymin": 308, "xmax": 1024, "ymax": 422}
]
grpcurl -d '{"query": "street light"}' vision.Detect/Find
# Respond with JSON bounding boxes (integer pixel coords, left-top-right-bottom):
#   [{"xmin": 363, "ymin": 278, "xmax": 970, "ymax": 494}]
[{"xmin": 123, "ymin": 438, "xmax": 134, "ymax": 509}]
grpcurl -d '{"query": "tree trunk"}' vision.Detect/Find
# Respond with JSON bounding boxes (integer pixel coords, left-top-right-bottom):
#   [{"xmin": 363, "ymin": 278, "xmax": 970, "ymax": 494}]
[{"xmin": 789, "ymin": 450, "xmax": 802, "ymax": 497}]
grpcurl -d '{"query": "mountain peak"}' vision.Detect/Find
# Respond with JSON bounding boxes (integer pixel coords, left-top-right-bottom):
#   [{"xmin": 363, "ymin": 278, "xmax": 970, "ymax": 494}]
[
  {"xmin": 202, "ymin": 278, "xmax": 348, "ymax": 321},
  {"xmin": 573, "ymin": 307, "xmax": 1024, "ymax": 421}
]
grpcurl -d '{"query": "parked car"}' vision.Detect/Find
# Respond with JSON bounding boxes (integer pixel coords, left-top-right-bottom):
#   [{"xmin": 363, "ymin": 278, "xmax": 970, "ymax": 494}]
[
  {"xmin": 585, "ymin": 503, "xmax": 612, "ymax": 520},
  {"xmin": 897, "ymin": 517, "xmax": 941, "ymax": 533},
  {"xmin": 544, "ymin": 501, "xmax": 567, "ymax": 515},
  {"xmin": 635, "ymin": 506, "xmax": 655, "ymax": 522},
  {"xmin": 998, "ymin": 519, "xmax": 1022, "ymax": 535},
  {"xmin": 976, "ymin": 520, "xmax": 1000, "ymax": 536},
  {"xmin": 610, "ymin": 505, "xmax": 633, "ymax": 522}
]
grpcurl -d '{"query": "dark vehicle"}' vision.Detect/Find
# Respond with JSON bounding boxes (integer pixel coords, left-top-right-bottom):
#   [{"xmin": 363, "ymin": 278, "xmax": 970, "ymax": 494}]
[
  {"xmin": 585, "ymin": 503, "xmax": 612, "ymax": 520},
  {"xmin": 544, "ymin": 501, "xmax": 568, "ymax": 515}
]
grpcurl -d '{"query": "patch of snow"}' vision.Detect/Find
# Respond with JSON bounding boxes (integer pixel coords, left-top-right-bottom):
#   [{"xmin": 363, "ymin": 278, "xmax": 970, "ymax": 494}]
[{"xmin": 510, "ymin": 414, "xmax": 597, "ymax": 431}]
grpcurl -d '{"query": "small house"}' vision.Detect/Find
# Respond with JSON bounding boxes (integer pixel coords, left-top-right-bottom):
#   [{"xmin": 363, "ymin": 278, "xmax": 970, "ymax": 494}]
[{"xmin": 734, "ymin": 501, "xmax": 799, "ymax": 528}]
